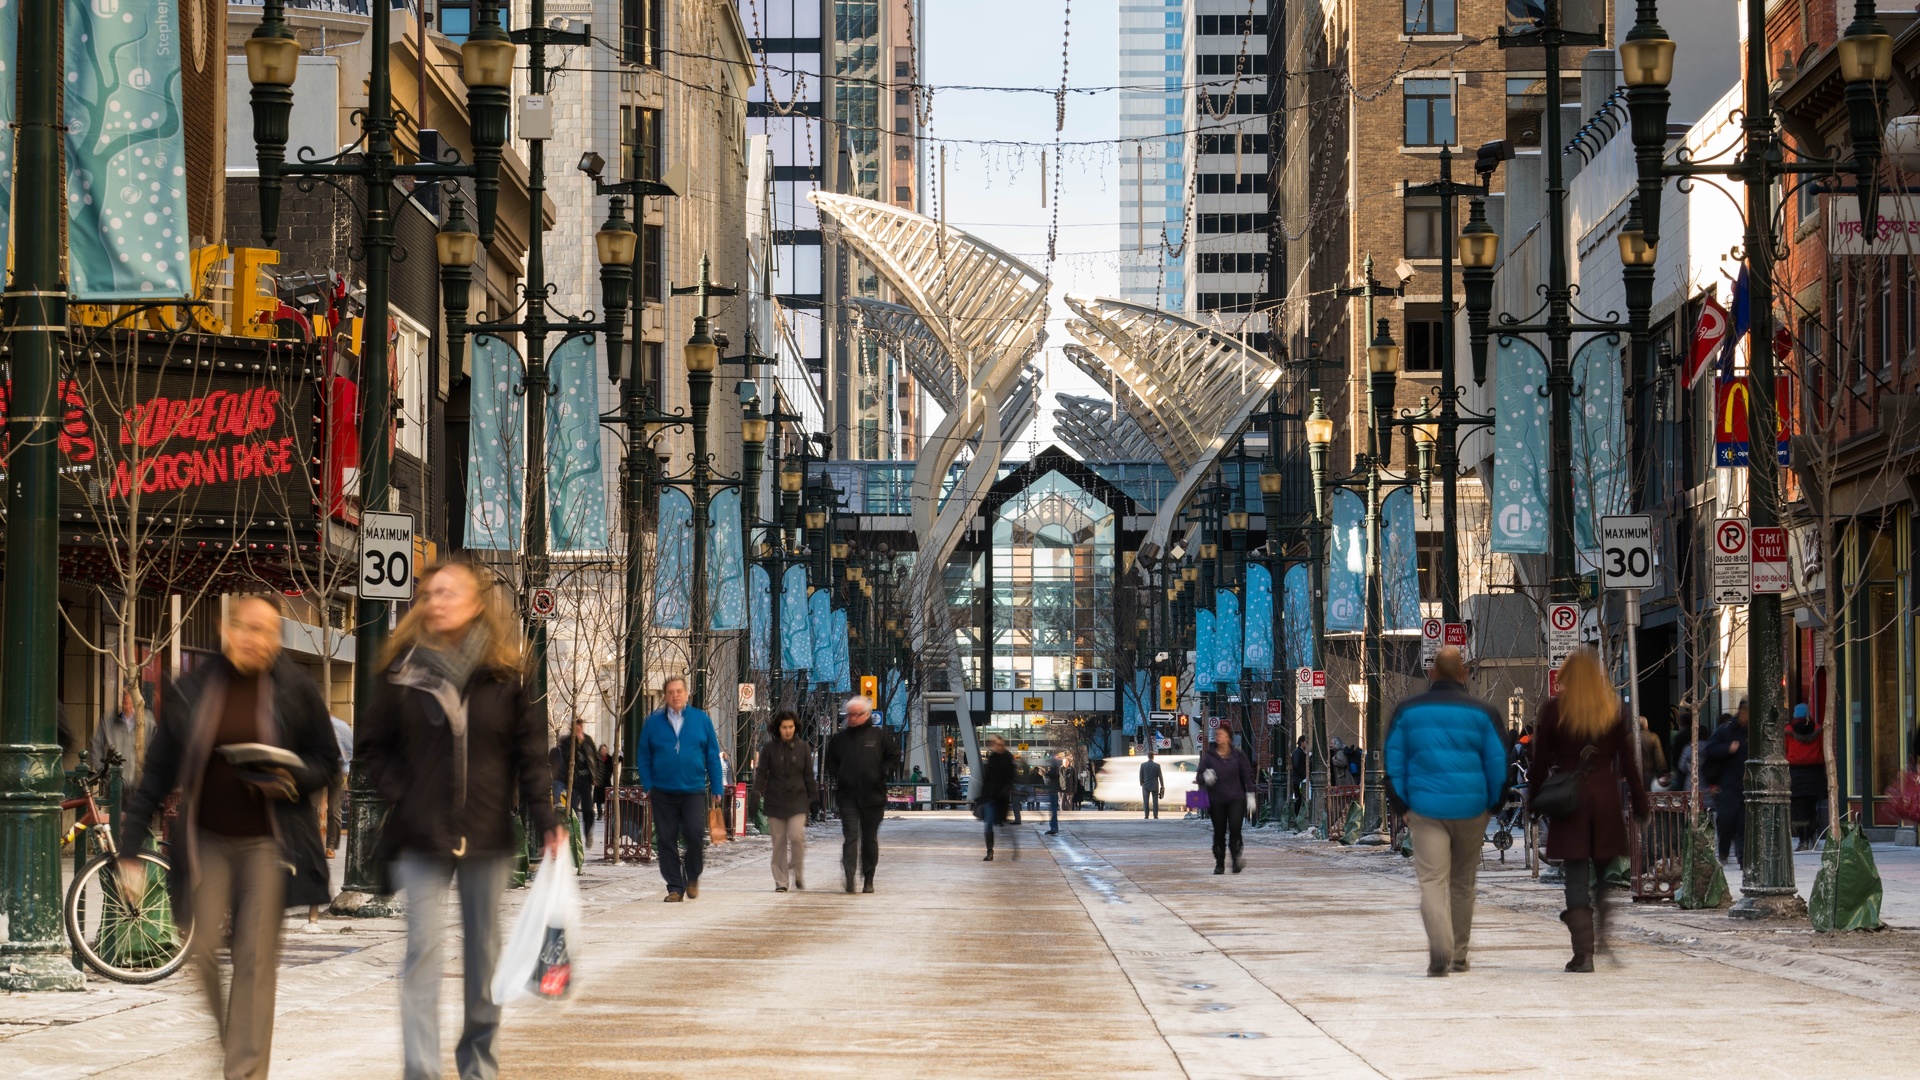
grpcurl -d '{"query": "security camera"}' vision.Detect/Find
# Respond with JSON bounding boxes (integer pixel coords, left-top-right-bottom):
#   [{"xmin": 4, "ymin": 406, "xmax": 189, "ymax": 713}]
[
  {"xmin": 1395, "ymin": 259, "xmax": 1417, "ymax": 284},
  {"xmin": 578, "ymin": 151, "xmax": 606, "ymax": 181}
]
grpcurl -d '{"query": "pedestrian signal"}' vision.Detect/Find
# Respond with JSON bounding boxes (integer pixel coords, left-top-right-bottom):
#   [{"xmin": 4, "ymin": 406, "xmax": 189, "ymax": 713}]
[{"xmin": 1159, "ymin": 675, "xmax": 1179, "ymax": 710}]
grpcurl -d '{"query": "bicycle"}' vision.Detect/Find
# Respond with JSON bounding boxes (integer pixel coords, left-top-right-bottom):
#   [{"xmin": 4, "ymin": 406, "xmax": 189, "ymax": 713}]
[{"xmin": 62, "ymin": 753, "xmax": 192, "ymax": 983}]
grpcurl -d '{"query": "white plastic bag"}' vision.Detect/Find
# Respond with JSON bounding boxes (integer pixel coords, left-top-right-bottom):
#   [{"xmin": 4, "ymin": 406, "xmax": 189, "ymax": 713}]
[{"xmin": 490, "ymin": 850, "xmax": 581, "ymax": 1005}]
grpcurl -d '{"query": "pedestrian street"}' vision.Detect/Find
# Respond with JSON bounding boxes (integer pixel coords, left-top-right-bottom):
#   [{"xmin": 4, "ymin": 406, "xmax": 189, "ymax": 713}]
[{"xmin": 6, "ymin": 815, "xmax": 1919, "ymax": 1079}]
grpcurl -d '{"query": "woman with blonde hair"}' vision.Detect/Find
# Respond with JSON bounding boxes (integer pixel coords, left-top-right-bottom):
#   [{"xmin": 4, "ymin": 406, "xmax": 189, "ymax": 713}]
[
  {"xmin": 1528, "ymin": 648, "xmax": 1647, "ymax": 973},
  {"xmin": 358, "ymin": 560, "xmax": 563, "ymax": 1079}
]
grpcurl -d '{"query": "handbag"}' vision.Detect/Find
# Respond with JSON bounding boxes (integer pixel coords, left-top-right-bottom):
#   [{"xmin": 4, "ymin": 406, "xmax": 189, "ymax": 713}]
[{"xmin": 1532, "ymin": 745, "xmax": 1597, "ymax": 820}]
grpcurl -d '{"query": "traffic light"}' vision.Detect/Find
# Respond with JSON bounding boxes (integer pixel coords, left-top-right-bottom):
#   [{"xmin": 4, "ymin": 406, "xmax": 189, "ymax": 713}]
[
  {"xmin": 1159, "ymin": 675, "xmax": 1179, "ymax": 710},
  {"xmin": 860, "ymin": 674, "xmax": 878, "ymax": 701}
]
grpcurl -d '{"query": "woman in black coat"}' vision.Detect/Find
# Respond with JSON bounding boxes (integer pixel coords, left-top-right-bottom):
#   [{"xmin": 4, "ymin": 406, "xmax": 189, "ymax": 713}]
[
  {"xmin": 1199, "ymin": 721, "xmax": 1258, "ymax": 874},
  {"xmin": 357, "ymin": 561, "xmax": 560, "ymax": 1079},
  {"xmin": 752, "ymin": 710, "xmax": 818, "ymax": 891},
  {"xmin": 980, "ymin": 735, "xmax": 1019, "ymax": 861}
]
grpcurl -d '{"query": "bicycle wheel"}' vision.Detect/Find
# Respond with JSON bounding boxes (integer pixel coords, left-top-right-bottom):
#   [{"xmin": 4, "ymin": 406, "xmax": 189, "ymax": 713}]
[{"xmin": 66, "ymin": 850, "xmax": 192, "ymax": 983}]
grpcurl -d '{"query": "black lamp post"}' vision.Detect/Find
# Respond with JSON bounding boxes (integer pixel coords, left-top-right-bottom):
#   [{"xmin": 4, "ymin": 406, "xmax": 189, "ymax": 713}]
[
  {"xmin": 1618, "ymin": 0, "xmax": 1892, "ymax": 921},
  {"xmin": 247, "ymin": 0, "xmax": 511, "ymax": 911}
]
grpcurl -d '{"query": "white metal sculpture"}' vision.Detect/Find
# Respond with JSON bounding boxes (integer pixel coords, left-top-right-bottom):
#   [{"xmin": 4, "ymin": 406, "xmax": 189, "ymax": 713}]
[{"xmin": 1063, "ymin": 295, "xmax": 1282, "ymax": 557}]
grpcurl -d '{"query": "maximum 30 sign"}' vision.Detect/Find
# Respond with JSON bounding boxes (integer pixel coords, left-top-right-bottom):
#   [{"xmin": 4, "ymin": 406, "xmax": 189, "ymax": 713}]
[
  {"xmin": 1600, "ymin": 514, "xmax": 1655, "ymax": 590},
  {"xmin": 359, "ymin": 511, "xmax": 416, "ymax": 601}
]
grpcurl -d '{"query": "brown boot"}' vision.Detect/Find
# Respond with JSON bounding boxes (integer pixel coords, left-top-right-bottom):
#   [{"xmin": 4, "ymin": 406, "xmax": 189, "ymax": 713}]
[{"xmin": 1561, "ymin": 908, "xmax": 1595, "ymax": 973}]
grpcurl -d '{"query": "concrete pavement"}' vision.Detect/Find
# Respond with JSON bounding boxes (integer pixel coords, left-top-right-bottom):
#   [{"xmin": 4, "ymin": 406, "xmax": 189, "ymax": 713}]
[{"xmin": 3, "ymin": 813, "xmax": 1919, "ymax": 1078}]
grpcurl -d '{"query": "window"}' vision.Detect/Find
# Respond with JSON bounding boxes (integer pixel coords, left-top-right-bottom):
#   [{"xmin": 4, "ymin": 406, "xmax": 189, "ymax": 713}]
[
  {"xmin": 1197, "ymin": 252, "xmax": 1266, "ymax": 275},
  {"xmin": 621, "ymin": 0, "xmax": 663, "ymax": 66},
  {"xmin": 641, "ymin": 224, "xmax": 663, "ymax": 305},
  {"xmin": 621, "ymin": 106, "xmax": 661, "ymax": 182},
  {"xmin": 1196, "ymin": 14, "xmax": 1267, "ymax": 35},
  {"xmin": 1201, "ymin": 93, "xmax": 1268, "ymax": 115},
  {"xmin": 1404, "ymin": 0, "xmax": 1456, "ymax": 34},
  {"xmin": 1878, "ymin": 259, "xmax": 1893, "ymax": 373},
  {"xmin": 894, "ymin": 89, "xmax": 909, "ymax": 106},
  {"xmin": 893, "ymin": 144, "xmax": 910, "ymax": 160},
  {"xmin": 1198, "ymin": 133, "xmax": 1268, "ymax": 155},
  {"xmin": 1197, "ymin": 293, "xmax": 1258, "ymax": 312},
  {"xmin": 1404, "ymin": 304, "xmax": 1445, "ymax": 372},
  {"xmin": 895, "ymin": 61, "xmax": 909, "ymax": 78},
  {"xmin": 895, "ymin": 185, "xmax": 911, "ymax": 202},
  {"xmin": 1197, "ymin": 54, "xmax": 1268, "ymax": 76},
  {"xmin": 1197, "ymin": 172, "xmax": 1268, "ymax": 194},
  {"xmin": 1197, "ymin": 212, "xmax": 1272, "ymax": 234},
  {"xmin": 436, "ymin": 0, "xmax": 472, "ymax": 42},
  {"xmin": 1404, "ymin": 196, "xmax": 1444, "ymax": 259},
  {"xmin": 1404, "ymin": 79, "xmax": 1455, "ymax": 146}
]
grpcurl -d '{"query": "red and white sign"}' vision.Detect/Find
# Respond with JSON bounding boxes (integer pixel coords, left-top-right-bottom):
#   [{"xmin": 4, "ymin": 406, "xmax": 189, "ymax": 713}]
[
  {"xmin": 1686, "ymin": 293, "xmax": 1729, "ymax": 389},
  {"xmin": 1444, "ymin": 622, "xmax": 1469, "ymax": 647},
  {"xmin": 1421, "ymin": 618, "xmax": 1444, "ymax": 665},
  {"xmin": 1751, "ymin": 526, "xmax": 1789, "ymax": 594},
  {"xmin": 1713, "ymin": 517, "xmax": 1751, "ymax": 605},
  {"xmin": 1547, "ymin": 603, "xmax": 1580, "ymax": 667},
  {"xmin": 1295, "ymin": 666, "xmax": 1313, "ymax": 706},
  {"xmin": 1311, "ymin": 670, "xmax": 1328, "ymax": 700},
  {"xmin": 1266, "ymin": 700, "xmax": 1285, "ymax": 726}
]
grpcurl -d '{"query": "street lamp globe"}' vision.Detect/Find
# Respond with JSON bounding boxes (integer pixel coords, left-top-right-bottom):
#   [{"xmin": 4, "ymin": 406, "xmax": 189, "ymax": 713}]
[
  {"xmin": 461, "ymin": 17, "xmax": 517, "ymax": 89},
  {"xmin": 1304, "ymin": 399, "xmax": 1335, "ymax": 447},
  {"xmin": 684, "ymin": 330, "xmax": 719, "ymax": 373},
  {"xmin": 780, "ymin": 461, "xmax": 805, "ymax": 493},
  {"xmin": 832, "ymin": 541, "xmax": 851, "ymax": 561},
  {"xmin": 1366, "ymin": 318, "xmax": 1401, "ymax": 375},
  {"xmin": 245, "ymin": 23, "xmax": 301, "ymax": 88},
  {"xmin": 805, "ymin": 508, "xmax": 827, "ymax": 531},
  {"xmin": 1227, "ymin": 510, "xmax": 1250, "ymax": 532},
  {"xmin": 1258, "ymin": 466, "xmax": 1283, "ymax": 496},
  {"xmin": 595, "ymin": 207, "xmax": 638, "ymax": 267},
  {"xmin": 1618, "ymin": 3, "xmax": 1675, "ymax": 88},
  {"xmin": 435, "ymin": 197, "xmax": 480, "ymax": 269},
  {"xmin": 742, "ymin": 413, "xmax": 768, "ymax": 446},
  {"xmin": 1838, "ymin": 15, "xmax": 1895, "ymax": 85}
]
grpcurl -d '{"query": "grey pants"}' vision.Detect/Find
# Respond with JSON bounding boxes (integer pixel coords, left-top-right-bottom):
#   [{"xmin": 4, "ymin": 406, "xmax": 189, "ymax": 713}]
[
  {"xmin": 396, "ymin": 852, "xmax": 510, "ymax": 1080},
  {"xmin": 1406, "ymin": 812, "xmax": 1488, "ymax": 970},
  {"xmin": 768, "ymin": 813, "xmax": 807, "ymax": 888},
  {"xmin": 325, "ymin": 772, "xmax": 346, "ymax": 851},
  {"xmin": 188, "ymin": 831, "xmax": 286, "ymax": 1080}
]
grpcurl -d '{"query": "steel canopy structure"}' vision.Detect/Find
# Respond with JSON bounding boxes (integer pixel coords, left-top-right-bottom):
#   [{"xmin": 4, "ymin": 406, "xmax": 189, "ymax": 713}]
[
  {"xmin": 1052, "ymin": 392, "xmax": 1158, "ymax": 462},
  {"xmin": 1063, "ymin": 295, "xmax": 1282, "ymax": 555}
]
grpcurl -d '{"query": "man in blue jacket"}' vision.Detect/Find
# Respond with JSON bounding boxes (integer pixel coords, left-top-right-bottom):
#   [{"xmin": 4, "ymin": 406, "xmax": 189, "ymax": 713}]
[
  {"xmin": 636, "ymin": 676, "xmax": 725, "ymax": 902},
  {"xmin": 1383, "ymin": 647, "xmax": 1507, "ymax": 977}
]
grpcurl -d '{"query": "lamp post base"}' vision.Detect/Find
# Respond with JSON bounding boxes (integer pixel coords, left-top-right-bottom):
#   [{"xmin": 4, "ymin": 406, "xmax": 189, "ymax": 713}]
[
  {"xmin": 0, "ymin": 949, "xmax": 85, "ymax": 992},
  {"xmin": 1728, "ymin": 891, "xmax": 1808, "ymax": 921},
  {"xmin": 329, "ymin": 890, "xmax": 402, "ymax": 918}
]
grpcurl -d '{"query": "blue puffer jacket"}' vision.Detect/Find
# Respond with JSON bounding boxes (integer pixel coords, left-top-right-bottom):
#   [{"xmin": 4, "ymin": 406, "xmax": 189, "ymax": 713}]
[
  {"xmin": 1383, "ymin": 680, "xmax": 1507, "ymax": 820},
  {"xmin": 635, "ymin": 705, "xmax": 725, "ymax": 796}
]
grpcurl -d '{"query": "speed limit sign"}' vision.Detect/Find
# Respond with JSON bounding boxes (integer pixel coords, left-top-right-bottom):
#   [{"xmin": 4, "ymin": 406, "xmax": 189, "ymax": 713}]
[
  {"xmin": 1600, "ymin": 514, "xmax": 1654, "ymax": 590},
  {"xmin": 358, "ymin": 511, "xmax": 416, "ymax": 601}
]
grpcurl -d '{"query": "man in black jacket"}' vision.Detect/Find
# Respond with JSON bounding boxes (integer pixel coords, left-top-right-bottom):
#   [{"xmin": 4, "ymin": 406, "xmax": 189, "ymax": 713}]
[
  {"xmin": 119, "ymin": 595, "xmax": 337, "ymax": 1080},
  {"xmin": 552, "ymin": 719, "xmax": 602, "ymax": 840},
  {"xmin": 823, "ymin": 696, "xmax": 900, "ymax": 893},
  {"xmin": 1705, "ymin": 701, "xmax": 1750, "ymax": 866}
]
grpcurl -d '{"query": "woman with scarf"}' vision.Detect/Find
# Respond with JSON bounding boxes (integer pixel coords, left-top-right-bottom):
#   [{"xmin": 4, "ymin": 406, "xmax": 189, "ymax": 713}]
[{"xmin": 358, "ymin": 561, "xmax": 562, "ymax": 1080}]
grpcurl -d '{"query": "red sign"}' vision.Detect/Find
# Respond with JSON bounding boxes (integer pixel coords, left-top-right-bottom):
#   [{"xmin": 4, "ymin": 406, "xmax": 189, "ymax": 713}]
[
  {"xmin": 1687, "ymin": 294, "xmax": 1728, "ymax": 389},
  {"xmin": 1751, "ymin": 526, "xmax": 1789, "ymax": 594},
  {"xmin": 1266, "ymin": 700, "xmax": 1284, "ymax": 725},
  {"xmin": 1549, "ymin": 669, "xmax": 1560, "ymax": 697},
  {"xmin": 1444, "ymin": 623, "xmax": 1468, "ymax": 647}
]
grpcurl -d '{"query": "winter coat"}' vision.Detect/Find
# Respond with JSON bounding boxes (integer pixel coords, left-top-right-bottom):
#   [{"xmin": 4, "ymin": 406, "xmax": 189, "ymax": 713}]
[
  {"xmin": 1528, "ymin": 698, "xmax": 1648, "ymax": 862},
  {"xmin": 1198, "ymin": 745, "xmax": 1257, "ymax": 804},
  {"xmin": 981, "ymin": 748, "xmax": 1016, "ymax": 824},
  {"xmin": 824, "ymin": 720, "xmax": 900, "ymax": 807},
  {"xmin": 90, "ymin": 705, "xmax": 155, "ymax": 789},
  {"xmin": 551, "ymin": 734, "xmax": 601, "ymax": 802},
  {"xmin": 120, "ymin": 655, "xmax": 340, "ymax": 920},
  {"xmin": 1785, "ymin": 720, "xmax": 1824, "ymax": 767},
  {"xmin": 1703, "ymin": 721, "xmax": 1750, "ymax": 809},
  {"xmin": 634, "ymin": 706, "xmax": 724, "ymax": 796},
  {"xmin": 1382, "ymin": 679, "xmax": 1507, "ymax": 820},
  {"xmin": 753, "ymin": 735, "xmax": 818, "ymax": 819},
  {"xmin": 357, "ymin": 657, "xmax": 559, "ymax": 859},
  {"xmin": 1638, "ymin": 728, "xmax": 1668, "ymax": 789}
]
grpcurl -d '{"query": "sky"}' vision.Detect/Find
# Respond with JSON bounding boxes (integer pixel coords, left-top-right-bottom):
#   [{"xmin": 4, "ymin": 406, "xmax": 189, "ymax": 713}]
[{"xmin": 923, "ymin": 0, "xmax": 1121, "ymax": 447}]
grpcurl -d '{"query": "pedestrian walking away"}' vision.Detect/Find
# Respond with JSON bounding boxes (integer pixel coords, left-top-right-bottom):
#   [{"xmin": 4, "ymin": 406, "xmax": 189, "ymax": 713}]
[
  {"xmin": 357, "ymin": 561, "xmax": 563, "ymax": 1080},
  {"xmin": 824, "ymin": 695, "xmax": 900, "ymax": 893},
  {"xmin": 91, "ymin": 682, "xmax": 154, "ymax": 807},
  {"xmin": 325, "ymin": 714, "xmax": 352, "ymax": 857},
  {"xmin": 552, "ymin": 718, "xmax": 603, "ymax": 842},
  {"xmin": 1529, "ymin": 648, "xmax": 1649, "ymax": 974},
  {"xmin": 1045, "ymin": 753, "xmax": 1064, "ymax": 834},
  {"xmin": 1139, "ymin": 750, "xmax": 1166, "ymax": 819},
  {"xmin": 1382, "ymin": 646, "xmax": 1508, "ymax": 977},
  {"xmin": 117, "ymin": 594, "xmax": 339, "ymax": 1080},
  {"xmin": 1289, "ymin": 736, "xmax": 1309, "ymax": 816},
  {"xmin": 1198, "ymin": 721, "xmax": 1257, "ymax": 874},
  {"xmin": 753, "ymin": 709, "xmax": 818, "ymax": 891},
  {"xmin": 979, "ymin": 735, "xmax": 1020, "ymax": 860},
  {"xmin": 1704, "ymin": 703, "xmax": 1750, "ymax": 866},
  {"xmin": 1785, "ymin": 703, "xmax": 1827, "ymax": 850},
  {"xmin": 634, "ymin": 676, "xmax": 725, "ymax": 901}
]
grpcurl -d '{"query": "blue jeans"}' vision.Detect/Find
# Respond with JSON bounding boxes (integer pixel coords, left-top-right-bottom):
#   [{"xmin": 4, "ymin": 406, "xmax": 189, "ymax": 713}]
[
  {"xmin": 395, "ymin": 852, "xmax": 509, "ymax": 1080},
  {"xmin": 1048, "ymin": 790, "xmax": 1059, "ymax": 831},
  {"xmin": 651, "ymin": 789, "xmax": 708, "ymax": 894}
]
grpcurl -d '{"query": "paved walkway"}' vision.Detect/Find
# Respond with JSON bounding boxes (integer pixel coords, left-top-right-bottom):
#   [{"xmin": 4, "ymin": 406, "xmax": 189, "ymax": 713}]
[{"xmin": 4, "ymin": 814, "xmax": 1919, "ymax": 1078}]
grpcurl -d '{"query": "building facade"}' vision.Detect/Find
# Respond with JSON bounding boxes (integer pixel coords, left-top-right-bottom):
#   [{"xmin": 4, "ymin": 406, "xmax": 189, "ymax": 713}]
[{"xmin": 1119, "ymin": 0, "xmax": 1186, "ymax": 309}]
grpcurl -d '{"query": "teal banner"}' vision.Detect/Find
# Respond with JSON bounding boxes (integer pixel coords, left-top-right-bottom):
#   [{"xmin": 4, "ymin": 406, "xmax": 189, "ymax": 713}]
[
  {"xmin": 749, "ymin": 564, "xmax": 772, "ymax": 671},
  {"xmin": 707, "ymin": 488, "xmax": 746, "ymax": 630},
  {"xmin": 1572, "ymin": 334, "xmax": 1628, "ymax": 553},
  {"xmin": 1327, "ymin": 489, "xmax": 1365, "ymax": 632},
  {"xmin": 547, "ymin": 335, "xmax": 607, "ymax": 551},
  {"xmin": 464, "ymin": 336, "xmax": 524, "ymax": 551},
  {"xmin": 885, "ymin": 670, "xmax": 906, "ymax": 728},
  {"xmin": 1195, "ymin": 609, "xmax": 1215, "ymax": 692},
  {"xmin": 1213, "ymin": 589, "xmax": 1242, "ymax": 686},
  {"xmin": 1492, "ymin": 336, "xmax": 1550, "ymax": 553},
  {"xmin": 1123, "ymin": 670, "xmax": 1148, "ymax": 735},
  {"xmin": 1382, "ymin": 488, "xmax": 1423, "ymax": 631},
  {"xmin": 832, "ymin": 608, "xmax": 850, "ymax": 693},
  {"xmin": 653, "ymin": 488, "xmax": 693, "ymax": 628},
  {"xmin": 780, "ymin": 565, "xmax": 812, "ymax": 674},
  {"xmin": 1244, "ymin": 563, "xmax": 1274, "ymax": 678},
  {"xmin": 65, "ymin": 0, "xmax": 190, "ymax": 299},
  {"xmin": 0, "ymin": 0, "xmax": 15, "ymax": 262},
  {"xmin": 809, "ymin": 589, "xmax": 834, "ymax": 685}
]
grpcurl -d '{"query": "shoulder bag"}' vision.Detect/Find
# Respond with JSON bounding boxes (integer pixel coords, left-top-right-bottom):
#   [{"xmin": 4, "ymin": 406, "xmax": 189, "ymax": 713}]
[{"xmin": 1531, "ymin": 744, "xmax": 1596, "ymax": 820}]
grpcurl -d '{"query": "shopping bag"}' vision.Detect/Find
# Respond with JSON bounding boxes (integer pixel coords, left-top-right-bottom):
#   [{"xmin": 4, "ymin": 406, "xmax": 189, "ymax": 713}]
[
  {"xmin": 708, "ymin": 805, "xmax": 727, "ymax": 844},
  {"xmin": 490, "ymin": 848, "xmax": 581, "ymax": 1005}
]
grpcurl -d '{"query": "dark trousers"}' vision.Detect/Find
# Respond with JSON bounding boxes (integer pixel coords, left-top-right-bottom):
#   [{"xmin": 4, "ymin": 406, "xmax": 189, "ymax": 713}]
[
  {"xmin": 1715, "ymin": 794, "xmax": 1745, "ymax": 865},
  {"xmin": 1791, "ymin": 794, "xmax": 1824, "ymax": 845},
  {"xmin": 325, "ymin": 771, "xmax": 346, "ymax": 851},
  {"xmin": 838, "ymin": 798, "xmax": 884, "ymax": 882},
  {"xmin": 650, "ymin": 789, "xmax": 707, "ymax": 894},
  {"xmin": 1209, "ymin": 798, "xmax": 1245, "ymax": 865},
  {"xmin": 1144, "ymin": 791, "xmax": 1160, "ymax": 819},
  {"xmin": 1047, "ymin": 790, "xmax": 1059, "ymax": 832},
  {"xmin": 1564, "ymin": 858, "xmax": 1607, "ymax": 911}
]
